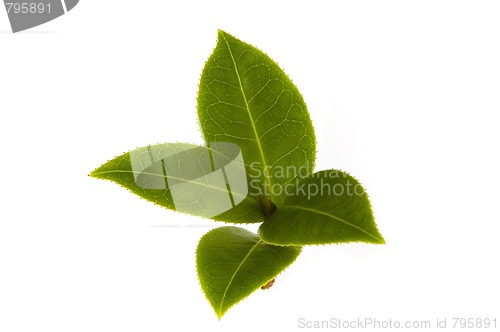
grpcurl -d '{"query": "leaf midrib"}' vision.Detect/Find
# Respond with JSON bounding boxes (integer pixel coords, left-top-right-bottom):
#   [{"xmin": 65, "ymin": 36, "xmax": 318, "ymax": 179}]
[
  {"xmin": 282, "ymin": 205, "xmax": 382, "ymax": 242},
  {"xmin": 92, "ymin": 169, "xmax": 250, "ymax": 201},
  {"xmin": 219, "ymin": 239, "xmax": 261, "ymax": 316},
  {"xmin": 220, "ymin": 32, "xmax": 273, "ymax": 201}
]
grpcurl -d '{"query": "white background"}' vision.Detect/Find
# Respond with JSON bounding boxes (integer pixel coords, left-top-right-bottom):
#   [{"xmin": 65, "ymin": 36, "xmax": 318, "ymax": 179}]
[{"xmin": 1, "ymin": 1, "xmax": 499, "ymax": 331}]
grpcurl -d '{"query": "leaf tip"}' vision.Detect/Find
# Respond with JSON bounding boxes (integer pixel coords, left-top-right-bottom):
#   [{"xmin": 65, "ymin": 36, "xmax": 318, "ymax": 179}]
[
  {"xmin": 88, "ymin": 168, "xmax": 100, "ymax": 179},
  {"xmin": 376, "ymin": 234, "xmax": 386, "ymax": 245},
  {"xmin": 370, "ymin": 221, "xmax": 386, "ymax": 245},
  {"xmin": 217, "ymin": 29, "xmax": 228, "ymax": 39}
]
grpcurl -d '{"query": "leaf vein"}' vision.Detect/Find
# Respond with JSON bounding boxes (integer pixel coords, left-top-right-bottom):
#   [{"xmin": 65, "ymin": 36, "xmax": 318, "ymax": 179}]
[
  {"xmin": 220, "ymin": 32, "xmax": 274, "ymax": 199},
  {"xmin": 282, "ymin": 205, "xmax": 380, "ymax": 242},
  {"xmin": 219, "ymin": 240, "xmax": 262, "ymax": 313}
]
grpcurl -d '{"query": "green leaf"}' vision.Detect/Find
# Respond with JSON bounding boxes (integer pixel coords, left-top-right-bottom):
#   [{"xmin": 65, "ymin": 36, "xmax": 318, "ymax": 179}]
[
  {"xmin": 90, "ymin": 143, "xmax": 264, "ymax": 223},
  {"xmin": 197, "ymin": 30, "xmax": 316, "ymax": 207},
  {"xmin": 259, "ymin": 170, "xmax": 385, "ymax": 245},
  {"xmin": 196, "ymin": 226, "xmax": 301, "ymax": 319}
]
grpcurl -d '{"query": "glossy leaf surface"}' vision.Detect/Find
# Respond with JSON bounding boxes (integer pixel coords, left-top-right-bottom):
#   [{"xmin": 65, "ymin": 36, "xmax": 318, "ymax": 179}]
[
  {"xmin": 197, "ymin": 30, "xmax": 316, "ymax": 207},
  {"xmin": 90, "ymin": 143, "xmax": 264, "ymax": 223},
  {"xmin": 259, "ymin": 170, "xmax": 385, "ymax": 245},
  {"xmin": 196, "ymin": 226, "xmax": 301, "ymax": 319}
]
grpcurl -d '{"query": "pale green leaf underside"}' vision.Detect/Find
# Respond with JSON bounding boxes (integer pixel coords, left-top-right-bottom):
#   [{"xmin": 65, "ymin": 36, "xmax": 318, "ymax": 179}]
[
  {"xmin": 197, "ymin": 30, "xmax": 316, "ymax": 207},
  {"xmin": 259, "ymin": 170, "xmax": 385, "ymax": 245},
  {"xmin": 196, "ymin": 226, "xmax": 301, "ymax": 319},
  {"xmin": 90, "ymin": 143, "xmax": 264, "ymax": 223}
]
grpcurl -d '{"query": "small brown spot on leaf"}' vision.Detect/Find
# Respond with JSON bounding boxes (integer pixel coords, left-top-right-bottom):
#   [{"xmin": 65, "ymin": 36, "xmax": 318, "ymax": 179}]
[{"xmin": 261, "ymin": 278, "xmax": 275, "ymax": 290}]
